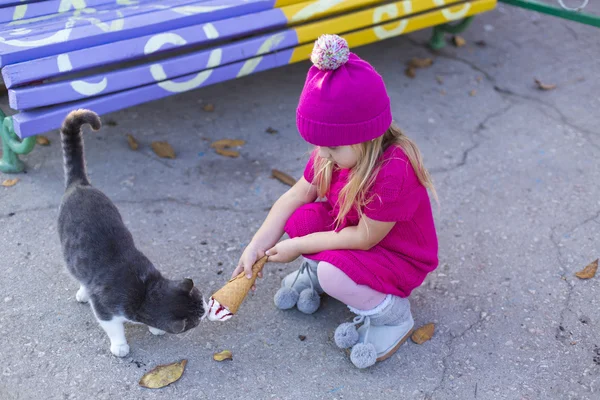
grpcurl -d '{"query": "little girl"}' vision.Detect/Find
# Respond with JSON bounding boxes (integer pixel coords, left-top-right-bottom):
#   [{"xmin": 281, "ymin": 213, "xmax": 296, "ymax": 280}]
[{"xmin": 232, "ymin": 34, "xmax": 438, "ymax": 369}]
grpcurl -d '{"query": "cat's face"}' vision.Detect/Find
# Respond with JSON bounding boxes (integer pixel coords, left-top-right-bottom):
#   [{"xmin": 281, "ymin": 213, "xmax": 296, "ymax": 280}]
[{"xmin": 146, "ymin": 279, "xmax": 206, "ymax": 334}]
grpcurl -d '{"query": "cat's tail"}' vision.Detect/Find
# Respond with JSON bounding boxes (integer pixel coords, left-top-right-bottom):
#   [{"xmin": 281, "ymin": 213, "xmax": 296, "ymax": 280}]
[{"xmin": 60, "ymin": 109, "xmax": 101, "ymax": 188}]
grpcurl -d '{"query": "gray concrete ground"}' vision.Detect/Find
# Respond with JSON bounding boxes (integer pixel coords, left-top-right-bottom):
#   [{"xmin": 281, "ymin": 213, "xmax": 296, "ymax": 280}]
[{"xmin": 1, "ymin": 3, "xmax": 600, "ymax": 400}]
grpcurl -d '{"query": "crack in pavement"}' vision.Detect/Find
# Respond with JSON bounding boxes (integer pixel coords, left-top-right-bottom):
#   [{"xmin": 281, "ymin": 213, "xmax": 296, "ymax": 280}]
[
  {"xmin": 431, "ymin": 104, "xmax": 513, "ymax": 175},
  {"xmin": 0, "ymin": 205, "xmax": 58, "ymax": 220},
  {"xmin": 426, "ymin": 315, "xmax": 487, "ymax": 400},
  {"xmin": 549, "ymin": 209, "xmax": 600, "ymax": 343},
  {"xmin": 114, "ymin": 197, "xmax": 264, "ymax": 214},
  {"xmin": 1, "ymin": 197, "xmax": 264, "ymax": 219},
  {"xmin": 407, "ymin": 37, "xmax": 497, "ymax": 84},
  {"xmin": 493, "ymin": 86, "xmax": 600, "ymax": 151}
]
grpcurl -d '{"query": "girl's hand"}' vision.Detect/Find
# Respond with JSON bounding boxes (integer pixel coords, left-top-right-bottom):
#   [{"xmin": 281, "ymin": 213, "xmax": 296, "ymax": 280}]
[
  {"xmin": 232, "ymin": 243, "xmax": 265, "ymax": 291},
  {"xmin": 266, "ymin": 239, "xmax": 302, "ymax": 263}
]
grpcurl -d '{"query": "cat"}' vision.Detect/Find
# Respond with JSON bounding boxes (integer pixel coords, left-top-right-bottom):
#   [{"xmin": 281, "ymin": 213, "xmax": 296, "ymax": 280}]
[{"xmin": 57, "ymin": 109, "xmax": 205, "ymax": 357}]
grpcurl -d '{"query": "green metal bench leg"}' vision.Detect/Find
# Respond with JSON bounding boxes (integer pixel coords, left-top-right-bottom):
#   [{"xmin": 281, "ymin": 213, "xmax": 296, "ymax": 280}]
[
  {"xmin": 429, "ymin": 16, "xmax": 475, "ymax": 50},
  {"xmin": 0, "ymin": 110, "xmax": 36, "ymax": 174}
]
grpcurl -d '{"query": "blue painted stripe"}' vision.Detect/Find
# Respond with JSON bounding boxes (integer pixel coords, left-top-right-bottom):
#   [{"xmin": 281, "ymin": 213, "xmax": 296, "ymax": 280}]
[
  {"xmin": 2, "ymin": 7, "xmax": 286, "ymax": 88},
  {"xmin": 12, "ymin": 41, "xmax": 296, "ymax": 137},
  {"xmin": 0, "ymin": 0, "xmax": 278, "ymax": 66},
  {"xmin": 9, "ymin": 23, "xmax": 296, "ymax": 109}
]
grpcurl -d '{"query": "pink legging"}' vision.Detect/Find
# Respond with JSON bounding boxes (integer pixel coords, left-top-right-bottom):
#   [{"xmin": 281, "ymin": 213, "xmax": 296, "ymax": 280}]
[{"xmin": 317, "ymin": 261, "xmax": 386, "ymax": 310}]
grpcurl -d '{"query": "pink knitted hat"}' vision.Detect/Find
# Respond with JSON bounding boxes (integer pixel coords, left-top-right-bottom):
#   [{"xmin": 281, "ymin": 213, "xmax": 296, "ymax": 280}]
[{"xmin": 296, "ymin": 34, "xmax": 392, "ymax": 147}]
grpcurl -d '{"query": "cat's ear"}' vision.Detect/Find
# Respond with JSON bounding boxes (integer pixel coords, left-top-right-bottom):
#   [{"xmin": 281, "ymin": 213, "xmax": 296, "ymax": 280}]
[
  {"xmin": 168, "ymin": 319, "xmax": 186, "ymax": 334},
  {"xmin": 180, "ymin": 278, "xmax": 194, "ymax": 293}
]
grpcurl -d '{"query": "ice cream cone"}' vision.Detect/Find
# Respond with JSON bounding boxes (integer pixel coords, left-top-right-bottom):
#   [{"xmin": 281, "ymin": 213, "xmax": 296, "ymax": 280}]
[{"xmin": 211, "ymin": 256, "xmax": 268, "ymax": 315}]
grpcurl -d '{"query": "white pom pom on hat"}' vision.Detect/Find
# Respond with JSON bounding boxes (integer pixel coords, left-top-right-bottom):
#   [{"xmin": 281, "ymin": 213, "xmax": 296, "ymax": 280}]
[{"xmin": 310, "ymin": 34, "xmax": 350, "ymax": 70}]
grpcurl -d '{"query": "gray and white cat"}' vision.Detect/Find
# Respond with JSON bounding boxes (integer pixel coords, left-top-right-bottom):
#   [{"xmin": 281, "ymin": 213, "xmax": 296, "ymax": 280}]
[{"xmin": 57, "ymin": 109, "xmax": 205, "ymax": 357}]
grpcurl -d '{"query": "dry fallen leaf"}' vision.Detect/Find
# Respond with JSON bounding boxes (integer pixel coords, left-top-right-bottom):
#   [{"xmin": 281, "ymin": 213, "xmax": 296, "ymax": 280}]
[
  {"xmin": 2, "ymin": 178, "xmax": 19, "ymax": 187},
  {"xmin": 265, "ymin": 127, "xmax": 278, "ymax": 134},
  {"xmin": 127, "ymin": 134, "xmax": 139, "ymax": 151},
  {"xmin": 408, "ymin": 57, "xmax": 433, "ymax": 69},
  {"xmin": 452, "ymin": 35, "xmax": 466, "ymax": 47},
  {"xmin": 203, "ymin": 103, "xmax": 215, "ymax": 112},
  {"xmin": 534, "ymin": 79, "xmax": 557, "ymax": 91},
  {"xmin": 469, "ymin": 89, "xmax": 477, "ymax": 97},
  {"xmin": 215, "ymin": 148, "xmax": 240, "ymax": 158},
  {"xmin": 139, "ymin": 359, "xmax": 187, "ymax": 389},
  {"xmin": 36, "ymin": 136, "xmax": 50, "ymax": 146},
  {"xmin": 151, "ymin": 141, "xmax": 175, "ymax": 159},
  {"xmin": 298, "ymin": 335, "xmax": 307, "ymax": 341},
  {"xmin": 210, "ymin": 139, "xmax": 245, "ymax": 149},
  {"xmin": 272, "ymin": 169, "xmax": 296, "ymax": 186},
  {"xmin": 411, "ymin": 323, "xmax": 435, "ymax": 344},
  {"xmin": 575, "ymin": 259, "xmax": 598, "ymax": 279},
  {"xmin": 404, "ymin": 67, "xmax": 416, "ymax": 79},
  {"xmin": 213, "ymin": 350, "xmax": 232, "ymax": 361}
]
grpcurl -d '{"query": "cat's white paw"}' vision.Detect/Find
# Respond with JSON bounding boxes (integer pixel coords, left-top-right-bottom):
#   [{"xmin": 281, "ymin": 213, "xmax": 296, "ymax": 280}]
[
  {"xmin": 76, "ymin": 286, "xmax": 89, "ymax": 303},
  {"xmin": 110, "ymin": 343, "xmax": 130, "ymax": 357},
  {"xmin": 148, "ymin": 327, "xmax": 166, "ymax": 336}
]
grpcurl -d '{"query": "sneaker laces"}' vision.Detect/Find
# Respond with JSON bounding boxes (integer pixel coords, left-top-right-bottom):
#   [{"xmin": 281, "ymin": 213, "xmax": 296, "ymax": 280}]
[
  {"xmin": 350, "ymin": 315, "xmax": 372, "ymax": 344},
  {"xmin": 289, "ymin": 260, "xmax": 316, "ymax": 292}
]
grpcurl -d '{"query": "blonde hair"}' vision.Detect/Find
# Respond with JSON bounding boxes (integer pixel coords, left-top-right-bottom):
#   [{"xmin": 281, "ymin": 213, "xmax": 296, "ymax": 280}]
[{"xmin": 312, "ymin": 123, "xmax": 438, "ymax": 228}]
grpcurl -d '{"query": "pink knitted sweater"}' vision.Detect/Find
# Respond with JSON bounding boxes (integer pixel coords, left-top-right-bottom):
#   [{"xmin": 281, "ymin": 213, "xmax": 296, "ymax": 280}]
[{"xmin": 284, "ymin": 145, "xmax": 439, "ymax": 297}]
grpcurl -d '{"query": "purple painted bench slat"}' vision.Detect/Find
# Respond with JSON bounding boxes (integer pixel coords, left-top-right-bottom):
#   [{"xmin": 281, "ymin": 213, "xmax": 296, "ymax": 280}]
[
  {"xmin": 0, "ymin": 0, "xmax": 278, "ymax": 66},
  {"xmin": 0, "ymin": 0, "xmax": 212, "ymax": 36},
  {"xmin": 0, "ymin": 0, "xmax": 122, "ymax": 25},
  {"xmin": 12, "ymin": 43, "xmax": 296, "ymax": 137},
  {"xmin": 2, "ymin": 7, "xmax": 286, "ymax": 88},
  {"xmin": 9, "ymin": 23, "xmax": 297, "ymax": 109},
  {"xmin": 0, "ymin": 0, "xmax": 49, "ymax": 7}
]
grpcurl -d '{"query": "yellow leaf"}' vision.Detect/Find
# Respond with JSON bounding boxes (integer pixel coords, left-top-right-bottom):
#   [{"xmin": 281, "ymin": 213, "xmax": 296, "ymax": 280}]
[
  {"xmin": 534, "ymin": 79, "xmax": 557, "ymax": 91},
  {"xmin": 404, "ymin": 67, "xmax": 416, "ymax": 79},
  {"xmin": 2, "ymin": 178, "xmax": 19, "ymax": 187},
  {"xmin": 139, "ymin": 359, "xmax": 187, "ymax": 389},
  {"xmin": 272, "ymin": 169, "xmax": 296, "ymax": 187},
  {"xmin": 575, "ymin": 259, "xmax": 598, "ymax": 279},
  {"xmin": 210, "ymin": 139, "xmax": 245, "ymax": 149},
  {"xmin": 408, "ymin": 57, "xmax": 433, "ymax": 69},
  {"xmin": 127, "ymin": 134, "xmax": 139, "ymax": 151},
  {"xmin": 213, "ymin": 350, "xmax": 232, "ymax": 361},
  {"xmin": 452, "ymin": 35, "xmax": 466, "ymax": 47},
  {"xmin": 215, "ymin": 148, "xmax": 240, "ymax": 158},
  {"xmin": 411, "ymin": 323, "xmax": 435, "ymax": 344},
  {"xmin": 151, "ymin": 141, "xmax": 175, "ymax": 159},
  {"xmin": 36, "ymin": 136, "xmax": 50, "ymax": 146},
  {"xmin": 203, "ymin": 103, "xmax": 215, "ymax": 112}
]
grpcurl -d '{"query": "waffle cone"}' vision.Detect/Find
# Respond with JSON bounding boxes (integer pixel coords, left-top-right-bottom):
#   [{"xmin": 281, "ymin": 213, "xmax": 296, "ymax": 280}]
[{"xmin": 211, "ymin": 256, "xmax": 268, "ymax": 315}]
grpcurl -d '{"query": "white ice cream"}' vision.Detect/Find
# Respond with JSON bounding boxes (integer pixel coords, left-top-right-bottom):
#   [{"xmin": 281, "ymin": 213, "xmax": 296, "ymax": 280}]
[{"xmin": 207, "ymin": 297, "xmax": 233, "ymax": 322}]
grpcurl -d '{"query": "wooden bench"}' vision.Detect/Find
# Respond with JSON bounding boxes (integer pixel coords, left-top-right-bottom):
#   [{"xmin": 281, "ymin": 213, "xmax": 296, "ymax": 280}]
[{"xmin": 0, "ymin": 0, "xmax": 497, "ymax": 173}]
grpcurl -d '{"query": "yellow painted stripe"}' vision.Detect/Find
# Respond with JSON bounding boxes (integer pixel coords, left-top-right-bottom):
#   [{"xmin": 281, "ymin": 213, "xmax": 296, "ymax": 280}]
[
  {"xmin": 275, "ymin": 0, "xmax": 316, "ymax": 7},
  {"xmin": 282, "ymin": 0, "xmax": 384, "ymax": 24},
  {"xmin": 289, "ymin": 0, "xmax": 496, "ymax": 63},
  {"xmin": 292, "ymin": 0, "xmax": 465, "ymax": 42}
]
